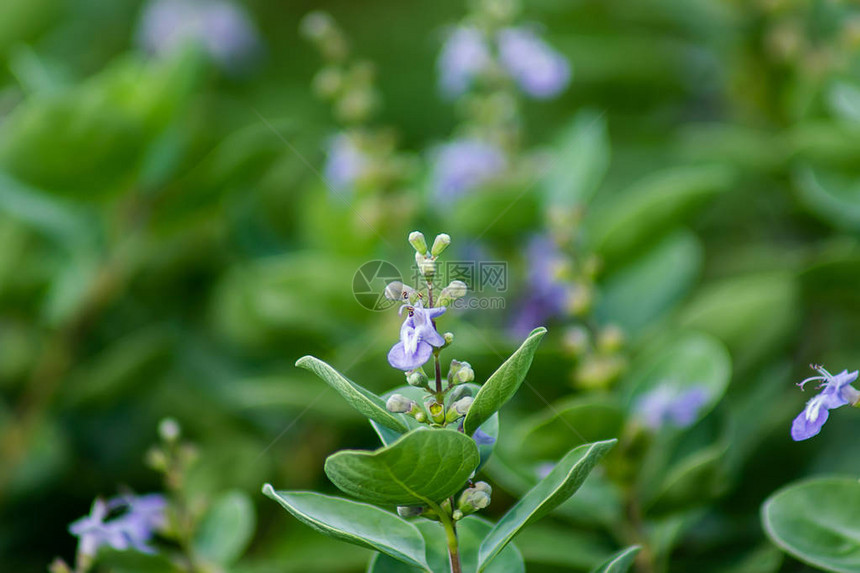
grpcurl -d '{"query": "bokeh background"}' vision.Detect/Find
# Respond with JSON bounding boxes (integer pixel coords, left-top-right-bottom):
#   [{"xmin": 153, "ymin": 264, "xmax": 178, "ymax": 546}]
[{"xmin": 2, "ymin": 0, "xmax": 860, "ymax": 571}]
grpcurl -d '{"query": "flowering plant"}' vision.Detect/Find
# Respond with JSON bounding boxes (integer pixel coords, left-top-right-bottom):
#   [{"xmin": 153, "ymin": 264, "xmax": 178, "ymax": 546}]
[{"xmin": 263, "ymin": 232, "xmax": 620, "ymax": 573}]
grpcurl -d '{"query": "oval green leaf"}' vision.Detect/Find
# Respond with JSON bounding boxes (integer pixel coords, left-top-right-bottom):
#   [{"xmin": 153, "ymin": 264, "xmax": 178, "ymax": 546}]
[
  {"xmin": 324, "ymin": 427, "xmax": 480, "ymax": 506},
  {"xmin": 463, "ymin": 327, "xmax": 547, "ymax": 436},
  {"xmin": 762, "ymin": 476, "xmax": 860, "ymax": 573},
  {"xmin": 478, "ymin": 439, "xmax": 617, "ymax": 571},
  {"xmin": 192, "ymin": 490, "xmax": 255, "ymax": 566},
  {"xmin": 262, "ymin": 486, "xmax": 429, "ymax": 570},
  {"xmin": 296, "ymin": 355, "xmax": 408, "ymax": 433}
]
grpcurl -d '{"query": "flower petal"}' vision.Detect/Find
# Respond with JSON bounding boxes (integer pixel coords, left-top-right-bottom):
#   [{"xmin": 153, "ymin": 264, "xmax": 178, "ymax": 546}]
[
  {"xmin": 387, "ymin": 341, "xmax": 434, "ymax": 371},
  {"xmin": 791, "ymin": 406, "xmax": 829, "ymax": 441}
]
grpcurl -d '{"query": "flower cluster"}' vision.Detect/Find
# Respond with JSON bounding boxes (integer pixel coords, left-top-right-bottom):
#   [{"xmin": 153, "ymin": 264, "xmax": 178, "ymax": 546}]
[
  {"xmin": 791, "ymin": 364, "xmax": 860, "ymax": 441},
  {"xmin": 438, "ymin": 25, "xmax": 571, "ymax": 100},
  {"xmin": 430, "ymin": 138, "xmax": 507, "ymax": 203},
  {"xmin": 69, "ymin": 493, "xmax": 166, "ymax": 559}
]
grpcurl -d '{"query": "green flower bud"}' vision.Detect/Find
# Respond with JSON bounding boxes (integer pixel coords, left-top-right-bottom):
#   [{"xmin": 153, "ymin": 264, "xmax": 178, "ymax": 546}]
[
  {"xmin": 397, "ymin": 506, "xmax": 424, "ymax": 518},
  {"xmin": 300, "ymin": 11, "xmax": 335, "ymax": 41},
  {"xmin": 446, "ymin": 396, "xmax": 473, "ymax": 423},
  {"xmin": 562, "ymin": 326, "xmax": 590, "ymax": 356},
  {"xmin": 449, "ymin": 385, "xmax": 472, "ymax": 402},
  {"xmin": 431, "ymin": 233, "xmax": 451, "ymax": 257},
  {"xmin": 452, "ymin": 509, "xmax": 464, "ymax": 521},
  {"xmin": 158, "ymin": 418, "xmax": 181, "ymax": 443},
  {"xmin": 438, "ymin": 280, "xmax": 468, "ymax": 306},
  {"xmin": 457, "ymin": 482, "xmax": 492, "ymax": 514},
  {"xmin": 597, "ymin": 325, "xmax": 624, "ymax": 354},
  {"xmin": 312, "ymin": 67, "xmax": 342, "ymax": 99},
  {"xmin": 406, "ymin": 369, "xmax": 428, "ymax": 388},
  {"xmin": 454, "ymin": 362, "xmax": 475, "ymax": 384},
  {"xmin": 414, "ymin": 411, "xmax": 427, "ymax": 423},
  {"xmin": 386, "ymin": 394, "xmax": 415, "ymax": 413},
  {"xmin": 409, "ymin": 231, "xmax": 428, "ymax": 254},
  {"xmin": 415, "ymin": 252, "xmax": 436, "ymax": 278},
  {"xmin": 443, "ymin": 332, "xmax": 454, "ymax": 345}
]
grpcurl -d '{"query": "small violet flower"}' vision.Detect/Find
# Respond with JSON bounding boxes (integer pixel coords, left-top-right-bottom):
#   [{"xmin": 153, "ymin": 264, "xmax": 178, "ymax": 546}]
[
  {"xmin": 324, "ymin": 133, "xmax": 369, "ymax": 193},
  {"xmin": 497, "ymin": 27, "xmax": 571, "ymax": 99},
  {"xmin": 430, "ymin": 139, "xmax": 506, "ymax": 202},
  {"xmin": 69, "ymin": 493, "xmax": 167, "ymax": 558},
  {"xmin": 437, "ymin": 25, "xmax": 570, "ymax": 100},
  {"xmin": 634, "ymin": 384, "xmax": 709, "ymax": 431},
  {"xmin": 510, "ymin": 235, "xmax": 568, "ymax": 337},
  {"xmin": 791, "ymin": 365, "xmax": 860, "ymax": 441},
  {"xmin": 137, "ymin": 0, "xmax": 259, "ymax": 71},
  {"xmin": 388, "ymin": 302, "xmax": 446, "ymax": 371},
  {"xmin": 437, "ymin": 26, "xmax": 492, "ymax": 98}
]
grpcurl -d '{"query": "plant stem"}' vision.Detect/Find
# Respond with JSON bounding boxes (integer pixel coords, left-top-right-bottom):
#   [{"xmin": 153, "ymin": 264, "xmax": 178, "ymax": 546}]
[
  {"xmin": 434, "ymin": 350, "xmax": 443, "ymax": 394},
  {"xmin": 439, "ymin": 508, "xmax": 462, "ymax": 573}
]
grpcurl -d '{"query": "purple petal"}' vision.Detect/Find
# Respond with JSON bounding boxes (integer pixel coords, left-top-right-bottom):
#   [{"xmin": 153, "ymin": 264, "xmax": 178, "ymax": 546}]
[
  {"xmin": 791, "ymin": 407, "xmax": 829, "ymax": 441},
  {"xmin": 388, "ymin": 341, "xmax": 433, "ymax": 371},
  {"xmin": 472, "ymin": 429, "xmax": 496, "ymax": 446}
]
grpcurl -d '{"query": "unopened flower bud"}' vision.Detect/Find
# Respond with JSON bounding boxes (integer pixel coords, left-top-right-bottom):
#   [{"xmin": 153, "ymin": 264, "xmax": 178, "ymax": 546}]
[
  {"xmin": 386, "ymin": 394, "xmax": 415, "ymax": 414},
  {"xmin": 397, "ymin": 505, "xmax": 424, "ymax": 518},
  {"xmin": 406, "ymin": 369, "xmax": 428, "ymax": 388},
  {"xmin": 563, "ymin": 326, "xmax": 590, "ymax": 356},
  {"xmin": 452, "ymin": 509, "xmax": 464, "ymax": 521},
  {"xmin": 409, "ymin": 231, "xmax": 428, "ymax": 255},
  {"xmin": 145, "ymin": 447, "xmax": 168, "ymax": 472},
  {"xmin": 566, "ymin": 286, "xmax": 593, "ymax": 316},
  {"xmin": 312, "ymin": 67, "xmax": 342, "ymax": 99},
  {"xmin": 414, "ymin": 411, "xmax": 427, "ymax": 423},
  {"xmin": 449, "ymin": 385, "xmax": 472, "ymax": 402},
  {"xmin": 597, "ymin": 325, "xmax": 624, "ymax": 354},
  {"xmin": 454, "ymin": 362, "xmax": 475, "ymax": 384},
  {"xmin": 431, "ymin": 233, "xmax": 451, "ymax": 257},
  {"xmin": 300, "ymin": 11, "xmax": 334, "ymax": 41},
  {"xmin": 415, "ymin": 252, "xmax": 436, "ymax": 278},
  {"xmin": 384, "ymin": 281, "xmax": 415, "ymax": 302},
  {"xmin": 457, "ymin": 482, "xmax": 492, "ymax": 514},
  {"xmin": 444, "ymin": 332, "xmax": 454, "ymax": 345},
  {"xmin": 447, "ymin": 397, "xmax": 473, "ymax": 422},
  {"xmin": 438, "ymin": 280, "xmax": 468, "ymax": 306},
  {"xmin": 158, "ymin": 418, "xmax": 180, "ymax": 443}
]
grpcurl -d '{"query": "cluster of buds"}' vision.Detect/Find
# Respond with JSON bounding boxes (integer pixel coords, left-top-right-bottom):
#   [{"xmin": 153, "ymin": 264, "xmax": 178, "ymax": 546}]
[
  {"xmin": 564, "ymin": 324, "xmax": 626, "ymax": 390},
  {"xmin": 145, "ymin": 418, "xmax": 198, "ymax": 495},
  {"xmin": 453, "ymin": 482, "xmax": 492, "ymax": 520},
  {"xmin": 410, "ymin": 231, "xmax": 451, "ymax": 280},
  {"xmin": 447, "ymin": 360, "xmax": 475, "ymax": 386}
]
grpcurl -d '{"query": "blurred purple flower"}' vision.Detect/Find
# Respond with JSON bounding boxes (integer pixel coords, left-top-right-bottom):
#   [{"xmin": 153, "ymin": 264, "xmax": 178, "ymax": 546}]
[
  {"xmin": 473, "ymin": 428, "xmax": 496, "ymax": 446},
  {"xmin": 137, "ymin": 0, "xmax": 259, "ymax": 70},
  {"xmin": 324, "ymin": 133, "xmax": 369, "ymax": 193},
  {"xmin": 497, "ymin": 27, "xmax": 570, "ymax": 99},
  {"xmin": 69, "ymin": 493, "xmax": 167, "ymax": 558},
  {"xmin": 510, "ymin": 235, "xmax": 567, "ymax": 337},
  {"xmin": 634, "ymin": 384, "xmax": 709, "ymax": 430},
  {"xmin": 437, "ymin": 26, "xmax": 492, "ymax": 98},
  {"xmin": 791, "ymin": 365, "xmax": 860, "ymax": 441},
  {"xmin": 388, "ymin": 302, "xmax": 447, "ymax": 371},
  {"xmin": 430, "ymin": 139, "xmax": 506, "ymax": 202}
]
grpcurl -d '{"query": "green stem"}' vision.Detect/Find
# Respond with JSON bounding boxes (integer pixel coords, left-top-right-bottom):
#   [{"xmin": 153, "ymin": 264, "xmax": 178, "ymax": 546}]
[{"xmin": 439, "ymin": 510, "xmax": 462, "ymax": 573}]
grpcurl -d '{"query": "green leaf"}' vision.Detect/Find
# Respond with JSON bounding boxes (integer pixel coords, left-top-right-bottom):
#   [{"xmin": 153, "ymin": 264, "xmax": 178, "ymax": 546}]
[
  {"xmin": 295, "ymin": 355, "xmax": 408, "ymax": 433},
  {"xmin": 795, "ymin": 166, "xmax": 860, "ymax": 231},
  {"xmin": 478, "ymin": 439, "xmax": 616, "ymax": 571},
  {"xmin": 596, "ymin": 230, "xmax": 702, "ymax": 335},
  {"xmin": 463, "ymin": 327, "xmax": 547, "ymax": 436},
  {"xmin": 590, "ymin": 546, "xmax": 640, "ymax": 573},
  {"xmin": 586, "ymin": 165, "xmax": 734, "ymax": 268},
  {"xmin": 515, "ymin": 524, "xmax": 612, "ymax": 569},
  {"xmin": 192, "ymin": 490, "xmax": 255, "ymax": 566},
  {"xmin": 542, "ymin": 109, "xmax": 609, "ymax": 208},
  {"xmin": 324, "ymin": 428, "xmax": 479, "ymax": 506},
  {"xmin": 262, "ymin": 486, "xmax": 429, "ymax": 570},
  {"xmin": 762, "ymin": 476, "xmax": 860, "ymax": 573},
  {"xmin": 368, "ymin": 516, "xmax": 524, "ymax": 573}
]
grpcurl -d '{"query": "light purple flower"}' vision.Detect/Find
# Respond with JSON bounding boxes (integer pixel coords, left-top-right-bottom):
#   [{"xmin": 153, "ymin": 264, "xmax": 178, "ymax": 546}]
[
  {"xmin": 137, "ymin": 0, "xmax": 259, "ymax": 70},
  {"xmin": 430, "ymin": 139, "xmax": 506, "ymax": 202},
  {"xmin": 473, "ymin": 429, "xmax": 496, "ymax": 446},
  {"xmin": 69, "ymin": 493, "xmax": 167, "ymax": 557},
  {"xmin": 324, "ymin": 133, "xmax": 369, "ymax": 193},
  {"xmin": 791, "ymin": 365, "xmax": 860, "ymax": 441},
  {"xmin": 437, "ymin": 26, "xmax": 492, "ymax": 98},
  {"xmin": 634, "ymin": 384, "xmax": 709, "ymax": 430},
  {"xmin": 497, "ymin": 27, "xmax": 571, "ymax": 99},
  {"xmin": 388, "ymin": 302, "xmax": 446, "ymax": 371},
  {"xmin": 510, "ymin": 235, "xmax": 568, "ymax": 337}
]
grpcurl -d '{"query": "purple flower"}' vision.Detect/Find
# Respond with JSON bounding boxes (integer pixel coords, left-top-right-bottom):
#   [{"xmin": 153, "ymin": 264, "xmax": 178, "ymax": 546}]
[
  {"xmin": 388, "ymin": 302, "xmax": 446, "ymax": 371},
  {"xmin": 70, "ymin": 494, "xmax": 167, "ymax": 558},
  {"xmin": 634, "ymin": 384, "xmax": 709, "ymax": 430},
  {"xmin": 510, "ymin": 235, "xmax": 568, "ymax": 337},
  {"xmin": 324, "ymin": 133, "xmax": 369, "ymax": 193},
  {"xmin": 437, "ymin": 26, "xmax": 492, "ymax": 98},
  {"xmin": 791, "ymin": 365, "xmax": 860, "ymax": 441},
  {"xmin": 137, "ymin": 0, "xmax": 259, "ymax": 71},
  {"xmin": 430, "ymin": 139, "xmax": 506, "ymax": 202},
  {"xmin": 497, "ymin": 27, "xmax": 571, "ymax": 99},
  {"xmin": 473, "ymin": 429, "xmax": 496, "ymax": 446}
]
